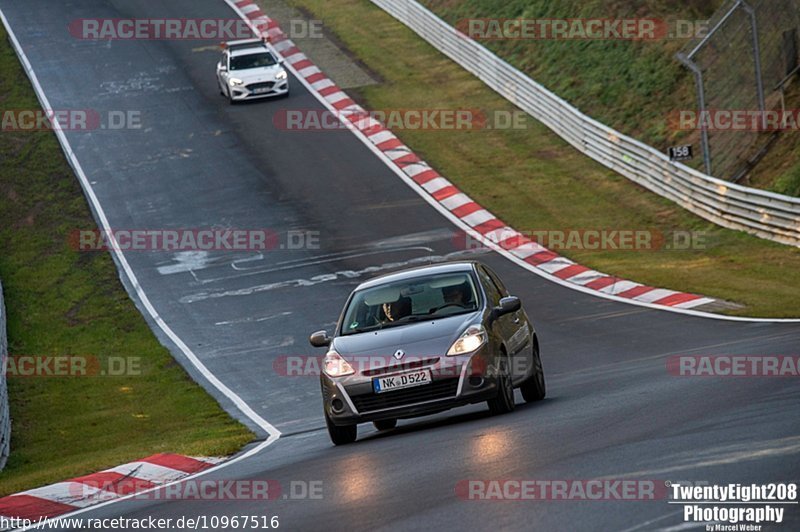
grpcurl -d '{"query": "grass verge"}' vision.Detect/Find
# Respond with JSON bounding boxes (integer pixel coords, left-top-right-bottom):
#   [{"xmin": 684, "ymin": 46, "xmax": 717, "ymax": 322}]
[
  {"xmin": 283, "ymin": 0, "xmax": 800, "ymax": 317},
  {"xmin": 0, "ymin": 26, "xmax": 253, "ymax": 497},
  {"xmin": 419, "ymin": 0, "xmax": 800, "ymax": 194}
]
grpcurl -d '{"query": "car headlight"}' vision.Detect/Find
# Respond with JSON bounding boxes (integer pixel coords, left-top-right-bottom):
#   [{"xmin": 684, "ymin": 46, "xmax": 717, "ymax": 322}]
[
  {"xmin": 275, "ymin": 70, "xmax": 288, "ymax": 80},
  {"xmin": 323, "ymin": 350, "xmax": 355, "ymax": 377},
  {"xmin": 447, "ymin": 325, "xmax": 486, "ymax": 356},
  {"xmin": 229, "ymin": 77, "xmax": 244, "ymax": 87}
]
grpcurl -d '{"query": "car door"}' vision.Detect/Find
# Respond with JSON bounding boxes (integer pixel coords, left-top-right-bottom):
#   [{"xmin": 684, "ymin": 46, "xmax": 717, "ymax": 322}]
[
  {"xmin": 476, "ymin": 265, "xmax": 517, "ymax": 356},
  {"xmin": 482, "ymin": 265, "xmax": 531, "ymax": 381},
  {"xmin": 217, "ymin": 52, "xmax": 230, "ymax": 89}
]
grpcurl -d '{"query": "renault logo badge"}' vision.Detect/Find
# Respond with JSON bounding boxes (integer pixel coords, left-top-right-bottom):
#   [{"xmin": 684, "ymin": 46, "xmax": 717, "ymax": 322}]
[{"xmin": 393, "ymin": 349, "xmax": 405, "ymax": 361}]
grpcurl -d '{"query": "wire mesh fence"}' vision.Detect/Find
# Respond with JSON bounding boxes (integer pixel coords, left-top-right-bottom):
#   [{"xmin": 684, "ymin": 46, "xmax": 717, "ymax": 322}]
[
  {"xmin": 372, "ymin": 0, "xmax": 800, "ymax": 246},
  {"xmin": 678, "ymin": 0, "xmax": 800, "ymax": 180},
  {"xmin": 0, "ymin": 281, "xmax": 10, "ymax": 471}
]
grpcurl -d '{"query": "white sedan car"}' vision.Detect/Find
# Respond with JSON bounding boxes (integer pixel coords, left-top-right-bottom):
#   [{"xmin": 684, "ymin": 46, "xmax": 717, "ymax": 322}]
[{"xmin": 216, "ymin": 38, "xmax": 289, "ymax": 103}]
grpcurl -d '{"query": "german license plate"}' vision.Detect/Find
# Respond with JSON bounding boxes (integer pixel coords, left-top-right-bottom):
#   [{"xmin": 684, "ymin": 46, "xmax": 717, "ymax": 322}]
[
  {"xmin": 373, "ymin": 369, "xmax": 432, "ymax": 393},
  {"xmin": 252, "ymin": 87, "xmax": 270, "ymax": 94}
]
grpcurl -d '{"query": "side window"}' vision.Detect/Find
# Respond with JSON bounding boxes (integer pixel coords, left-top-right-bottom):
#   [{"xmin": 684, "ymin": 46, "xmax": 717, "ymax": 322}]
[
  {"xmin": 484, "ymin": 266, "xmax": 509, "ymax": 297},
  {"xmin": 477, "ymin": 266, "xmax": 502, "ymax": 306}
]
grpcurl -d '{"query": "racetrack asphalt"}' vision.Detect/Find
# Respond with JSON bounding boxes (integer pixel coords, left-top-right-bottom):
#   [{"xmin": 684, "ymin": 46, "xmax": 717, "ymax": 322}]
[{"xmin": 1, "ymin": 0, "xmax": 799, "ymax": 530}]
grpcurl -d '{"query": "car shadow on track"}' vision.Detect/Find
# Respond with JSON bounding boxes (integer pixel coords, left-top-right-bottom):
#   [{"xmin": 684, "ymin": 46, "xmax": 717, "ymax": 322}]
[{"xmin": 354, "ymin": 396, "xmax": 560, "ymax": 444}]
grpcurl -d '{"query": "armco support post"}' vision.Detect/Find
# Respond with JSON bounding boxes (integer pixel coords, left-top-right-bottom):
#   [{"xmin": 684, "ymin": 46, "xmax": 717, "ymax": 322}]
[{"xmin": 0, "ymin": 281, "xmax": 10, "ymax": 471}]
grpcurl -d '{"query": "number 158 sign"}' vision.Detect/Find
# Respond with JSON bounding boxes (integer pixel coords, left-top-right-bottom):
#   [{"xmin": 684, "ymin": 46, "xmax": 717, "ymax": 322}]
[{"xmin": 668, "ymin": 145, "xmax": 693, "ymax": 161}]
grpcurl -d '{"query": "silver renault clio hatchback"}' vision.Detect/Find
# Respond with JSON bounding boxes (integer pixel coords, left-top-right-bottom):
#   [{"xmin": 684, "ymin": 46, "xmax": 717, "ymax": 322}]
[{"xmin": 309, "ymin": 261, "xmax": 545, "ymax": 445}]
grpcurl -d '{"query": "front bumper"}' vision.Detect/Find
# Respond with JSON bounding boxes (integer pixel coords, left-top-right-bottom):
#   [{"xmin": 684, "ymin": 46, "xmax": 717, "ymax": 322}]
[
  {"xmin": 321, "ymin": 350, "xmax": 499, "ymax": 425},
  {"xmin": 229, "ymin": 80, "xmax": 289, "ymax": 100}
]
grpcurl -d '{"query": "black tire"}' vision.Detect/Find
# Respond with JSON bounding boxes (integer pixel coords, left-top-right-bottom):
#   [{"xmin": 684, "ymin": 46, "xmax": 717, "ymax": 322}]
[
  {"xmin": 487, "ymin": 354, "xmax": 515, "ymax": 415},
  {"xmin": 521, "ymin": 342, "xmax": 546, "ymax": 402},
  {"xmin": 227, "ymin": 87, "xmax": 236, "ymax": 105},
  {"xmin": 373, "ymin": 419, "xmax": 397, "ymax": 431},
  {"xmin": 325, "ymin": 411, "xmax": 357, "ymax": 445}
]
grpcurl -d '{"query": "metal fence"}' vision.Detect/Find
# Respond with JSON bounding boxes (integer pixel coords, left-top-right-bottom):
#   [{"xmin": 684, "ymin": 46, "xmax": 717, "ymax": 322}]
[
  {"xmin": 677, "ymin": 0, "xmax": 800, "ymax": 181},
  {"xmin": 0, "ymin": 281, "xmax": 10, "ymax": 470},
  {"xmin": 372, "ymin": 0, "xmax": 800, "ymax": 247}
]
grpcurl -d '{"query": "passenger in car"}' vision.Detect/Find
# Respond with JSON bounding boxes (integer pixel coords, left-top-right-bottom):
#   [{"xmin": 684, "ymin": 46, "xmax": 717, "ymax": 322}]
[{"xmin": 382, "ymin": 296, "xmax": 412, "ymax": 322}]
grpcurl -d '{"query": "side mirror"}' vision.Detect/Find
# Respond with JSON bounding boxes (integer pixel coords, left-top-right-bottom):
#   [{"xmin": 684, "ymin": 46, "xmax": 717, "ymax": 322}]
[
  {"xmin": 279, "ymin": 59, "xmax": 285, "ymax": 66},
  {"xmin": 218, "ymin": 62, "xmax": 227, "ymax": 72},
  {"xmin": 309, "ymin": 330, "xmax": 332, "ymax": 348},
  {"xmin": 494, "ymin": 296, "xmax": 521, "ymax": 317}
]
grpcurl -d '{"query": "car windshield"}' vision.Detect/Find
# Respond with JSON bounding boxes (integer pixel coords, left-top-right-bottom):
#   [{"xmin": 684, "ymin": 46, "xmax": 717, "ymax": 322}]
[
  {"xmin": 340, "ymin": 272, "xmax": 480, "ymax": 335},
  {"xmin": 230, "ymin": 52, "xmax": 276, "ymax": 71}
]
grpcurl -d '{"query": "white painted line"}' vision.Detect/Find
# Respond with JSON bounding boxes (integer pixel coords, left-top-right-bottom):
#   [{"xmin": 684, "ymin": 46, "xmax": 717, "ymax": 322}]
[
  {"xmin": 385, "ymin": 149, "xmax": 413, "ymax": 161},
  {"xmin": 21, "ymin": 483, "xmax": 117, "ymax": 508},
  {"xmin": 567, "ymin": 270, "xmax": 605, "ymax": 286},
  {"xmin": 460, "ymin": 209, "xmax": 494, "ymax": 227},
  {"xmin": 326, "ymin": 91, "xmax": 350, "ymax": 105},
  {"xmin": 421, "ymin": 177, "xmax": 451, "ymax": 194},
  {"xmin": 674, "ymin": 297, "xmax": 716, "ymax": 309},
  {"xmin": 106, "ymin": 462, "xmax": 192, "ymax": 484},
  {"xmin": 223, "ymin": 3, "xmax": 800, "ymax": 324},
  {"xmin": 189, "ymin": 456, "xmax": 226, "ymax": 465},
  {"xmin": 440, "ymin": 193, "xmax": 472, "ymax": 211},
  {"xmin": 250, "ymin": 17, "xmax": 270, "ymax": 30},
  {"xmin": 510, "ymin": 242, "xmax": 548, "ymax": 259},
  {"xmin": 0, "ymin": 5, "xmax": 284, "ymax": 529},
  {"xmin": 1, "ymin": 8, "xmax": 281, "ymax": 436},
  {"xmin": 402, "ymin": 163, "xmax": 432, "ymax": 178},
  {"xmin": 599, "ymin": 281, "xmax": 641, "ymax": 296},
  {"xmin": 352, "ymin": 116, "xmax": 382, "ymax": 131},
  {"xmin": 282, "ymin": 52, "xmax": 305, "ymax": 64},
  {"xmin": 272, "ymin": 39, "xmax": 293, "ymax": 53},
  {"xmin": 536, "ymin": 258, "xmax": 577, "ymax": 275},
  {"xmin": 483, "ymin": 227, "xmax": 516, "ymax": 244},
  {"xmin": 634, "ymin": 289, "xmax": 678, "ymax": 304},
  {"xmin": 368, "ymin": 130, "xmax": 396, "ymax": 145},
  {"xmin": 311, "ymin": 78, "xmax": 335, "ymax": 91},
  {"xmin": 298, "ymin": 65, "xmax": 321, "ymax": 78}
]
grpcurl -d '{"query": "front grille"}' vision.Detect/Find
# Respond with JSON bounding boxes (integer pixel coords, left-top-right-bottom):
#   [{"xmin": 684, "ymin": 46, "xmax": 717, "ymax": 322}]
[
  {"xmin": 246, "ymin": 81, "xmax": 275, "ymax": 91},
  {"xmin": 362, "ymin": 357, "xmax": 440, "ymax": 377},
  {"xmin": 351, "ymin": 378, "xmax": 459, "ymax": 413}
]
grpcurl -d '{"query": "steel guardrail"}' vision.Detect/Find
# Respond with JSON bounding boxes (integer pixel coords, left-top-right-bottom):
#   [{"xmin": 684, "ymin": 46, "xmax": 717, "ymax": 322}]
[
  {"xmin": 371, "ymin": 0, "xmax": 800, "ymax": 247},
  {"xmin": 0, "ymin": 281, "xmax": 10, "ymax": 470}
]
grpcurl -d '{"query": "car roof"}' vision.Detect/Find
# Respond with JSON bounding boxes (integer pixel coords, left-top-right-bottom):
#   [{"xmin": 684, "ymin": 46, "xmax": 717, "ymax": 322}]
[
  {"xmin": 355, "ymin": 261, "xmax": 478, "ymax": 291},
  {"xmin": 229, "ymin": 45, "xmax": 270, "ymax": 57},
  {"xmin": 225, "ymin": 39, "xmax": 270, "ymax": 57}
]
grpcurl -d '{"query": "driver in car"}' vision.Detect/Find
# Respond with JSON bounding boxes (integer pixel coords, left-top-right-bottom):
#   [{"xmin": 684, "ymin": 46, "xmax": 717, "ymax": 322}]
[
  {"xmin": 382, "ymin": 296, "xmax": 412, "ymax": 322},
  {"xmin": 442, "ymin": 283, "xmax": 469, "ymax": 307}
]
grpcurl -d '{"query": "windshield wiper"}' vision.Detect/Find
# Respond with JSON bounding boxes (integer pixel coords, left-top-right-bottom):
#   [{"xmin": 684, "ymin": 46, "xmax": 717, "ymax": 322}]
[{"xmin": 425, "ymin": 306, "xmax": 476, "ymax": 318}]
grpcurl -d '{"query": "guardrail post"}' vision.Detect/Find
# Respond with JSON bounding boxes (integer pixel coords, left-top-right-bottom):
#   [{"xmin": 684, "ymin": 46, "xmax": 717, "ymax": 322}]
[
  {"xmin": 0, "ymin": 280, "xmax": 10, "ymax": 471},
  {"xmin": 740, "ymin": 1, "xmax": 767, "ymax": 129},
  {"xmin": 677, "ymin": 53, "xmax": 713, "ymax": 176},
  {"xmin": 374, "ymin": 0, "xmax": 800, "ymax": 246}
]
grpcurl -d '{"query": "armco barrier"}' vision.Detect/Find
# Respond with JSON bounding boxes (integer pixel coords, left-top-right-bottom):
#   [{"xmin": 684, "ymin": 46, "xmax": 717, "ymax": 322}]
[
  {"xmin": 372, "ymin": 0, "xmax": 800, "ymax": 247},
  {"xmin": 0, "ymin": 281, "xmax": 9, "ymax": 470}
]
